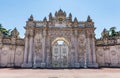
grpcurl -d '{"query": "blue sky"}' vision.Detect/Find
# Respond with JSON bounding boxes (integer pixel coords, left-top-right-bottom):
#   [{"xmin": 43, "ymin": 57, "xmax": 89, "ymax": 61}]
[{"xmin": 0, "ymin": 0, "xmax": 120, "ymax": 38}]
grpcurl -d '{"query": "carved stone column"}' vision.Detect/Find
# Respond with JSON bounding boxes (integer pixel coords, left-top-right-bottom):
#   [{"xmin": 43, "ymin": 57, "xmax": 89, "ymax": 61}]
[
  {"xmin": 27, "ymin": 29, "xmax": 34, "ymax": 67},
  {"xmin": 92, "ymin": 38, "xmax": 96, "ymax": 63},
  {"xmin": 46, "ymin": 35, "xmax": 51, "ymax": 67},
  {"xmin": 33, "ymin": 48, "xmax": 37, "ymax": 68},
  {"xmin": 71, "ymin": 31, "xmax": 75, "ymax": 67},
  {"xmin": 41, "ymin": 29, "xmax": 46, "ymax": 67},
  {"xmin": 22, "ymin": 38, "xmax": 32, "ymax": 67},
  {"xmin": 74, "ymin": 30, "xmax": 78, "ymax": 62},
  {"xmin": 84, "ymin": 47, "xmax": 87, "ymax": 68},
  {"xmin": 87, "ymin": 37, "xmax": 92, "ymax": 64},
  {"xmin": 74, "ymin": 30, "xmax": 79, "ymax": 68},
  {"xmin": 22, "ymin": 30, "xmax": 33, "ymax": 68},
  {"xmin": 28, "ymin": 36, "xmax": 33, "ymax": 65},
  {"xmin": 23, "ymin": 36, "xmax": 29, "ymax": 63},
  {"xmin": 86, "ymin": 32, "xmax": 98, "ymax": 68},
  {"xmin": 85, "ymin": 31, "xmax": 92, "ymax": 68},
  {"xmin": 91, "ymin": 37, "xmax": 98, "ymax": 67}
]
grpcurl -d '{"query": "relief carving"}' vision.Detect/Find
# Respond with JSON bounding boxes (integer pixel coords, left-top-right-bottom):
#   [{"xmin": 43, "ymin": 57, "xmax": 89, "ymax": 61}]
[
  {"xmin": 2, "ymin": 50, "xmax": 7, "ymax": 55},
  {"xmin": 103, "ymin": 46, "xmax": 110, "ymax": 50},
  {"xmin": 34, "ymin": 33, "xmax": 42, "ymax": 62},
  {"xmin": 16, "ymin": 51, "xmax": 21, "ymax": 56},
  {"xmin": 111, "ymin": 51, "xmax": 116, "ymax": 56},
  {"xmin": 9, "ymin": 45, "xmax": 16, "ymax": 50},
  {"xmin": 78, "ymin": 34, "xmax": 86, "ymax": 63},
  {"xmin": 97, "ymin": 51, "xmax": 103, "ymax": 57},
  {"xmin": 78, "ymin": 34, "xmax": 86, "ymax": 47}
]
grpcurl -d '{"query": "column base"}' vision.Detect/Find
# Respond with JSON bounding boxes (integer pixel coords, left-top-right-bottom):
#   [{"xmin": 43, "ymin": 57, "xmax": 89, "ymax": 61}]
[
  {"xmin": 79, "ymin": 62, "xmax": 86, "ymax": 68},
  {"xmin": 41, "ymin": 62, "xmax": 46, "ymax": 68},
  {"xmin": 87, "ymin": 63, "xmax": 98, "ymax": 68},
  {"xmin": 7, "ymin": 63, "xmax": 14, "ymax": 67},
  {"xmin": 33, "ymin": 63, "xmax": 41, "ymax": 68},
  {"xmin": 21, "ymin": 63, "xmax": 32, "ymax": 68},
  {"xmin": 74, "ymin": 63, "xmax": 80, "ymax": 68}
]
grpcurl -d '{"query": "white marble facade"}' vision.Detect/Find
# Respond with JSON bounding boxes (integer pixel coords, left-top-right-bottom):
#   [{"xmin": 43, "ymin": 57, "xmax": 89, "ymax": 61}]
[{"xmin": 0, "ymin": 9, "xmax": 119, "ymax": 68}]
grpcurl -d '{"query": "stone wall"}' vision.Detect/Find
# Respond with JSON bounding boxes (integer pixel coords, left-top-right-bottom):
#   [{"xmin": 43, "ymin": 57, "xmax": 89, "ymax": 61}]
[
  {"xmin": 0, "ymin": 28, "xmax": 24, "ymax": 67},
  {"xmin": 96, "ymin": 37, "xmax": 120, "ymax": 67}
]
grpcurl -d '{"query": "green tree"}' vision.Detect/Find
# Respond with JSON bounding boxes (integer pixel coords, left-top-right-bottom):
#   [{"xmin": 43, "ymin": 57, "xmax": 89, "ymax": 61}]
[
  {"xmin": 0, "ymin": 24, "xmax": 11, "ymax": 36},
  {"xmin": 109, "ymin": 27, "xmax": 116, "ymax": 37}
]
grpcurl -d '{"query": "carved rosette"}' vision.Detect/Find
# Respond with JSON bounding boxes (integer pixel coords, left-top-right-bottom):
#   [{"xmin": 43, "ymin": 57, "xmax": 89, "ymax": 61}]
[
  {"xmin": 16, "ymin": 51, "xmax": 22, "ymax": 56},
  {"xmin": 111, "ymin": 51, "xmax": 116, "ymax": 56},
  {"xmin": 2, "ymin": 50, "xmax": 7, "ymax": 55}
]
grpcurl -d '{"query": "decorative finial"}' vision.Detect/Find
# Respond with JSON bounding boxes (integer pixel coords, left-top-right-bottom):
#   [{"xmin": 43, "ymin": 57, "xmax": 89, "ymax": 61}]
[
  {"xmin": 58, "ymin": 9, "xmax": 63, "ymax": 12},
  {"xmin": 49, "ymin": 12, "xmax": 52, "ymax": 17},
  {"xmin": 55, "ymin": 11, "xmax": 58, "ymax": 17},
  {"xmin": 73, "ymin": 17, "xmax": 78, "ymax": 27},
  {"xmin": 69, "ymin": 13, "xmax": 72, "ymax": 21},
  {"xmin": 28, "ymin": 14, "xmax": 34, "ymax": 21},
  {"xmin": 69, "ymin": 13, "xmax": 72, "ymax": 17},
  {"xmin": 64, "ymin": 11, "xmax": 66, "ymax": 17},
  {"xmin": 101, "ymin": 28, "xmax": 109, "ymax": 38},
  {"xmin": 74, "ymin": 17, "xmax": 78, "ymax": 23},
  {"xmin": 87, "ymin": 15, "xmax": 92, "ymax": 22},
  {"xmin": 43, "ymin": 17, "xmax": 47, "ymax": 22},
  {"xmin": 49, "ymin": 12, "xmax": 52, "ymax": 21},
  {"xmin": 11, "ymin": 27, "xmax": 19, "ymax": 38},
  {"xmin": 56, "ymin": 9, "xmax": 66, "ymax": 17}
]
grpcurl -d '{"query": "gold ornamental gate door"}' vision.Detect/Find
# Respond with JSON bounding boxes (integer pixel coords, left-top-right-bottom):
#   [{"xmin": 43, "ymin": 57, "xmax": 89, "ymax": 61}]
[{"xmin": 52, "ymin": 40, "xmax": 68, "ymax": 68}]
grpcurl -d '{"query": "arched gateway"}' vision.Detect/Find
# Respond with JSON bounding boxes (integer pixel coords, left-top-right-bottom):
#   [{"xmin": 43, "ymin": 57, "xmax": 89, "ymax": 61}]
[
  {"xmin": 52, "ymin": 37, "xmax": 69, "ymax": 68},
  {"xmin": 22, "ymin": 9, "xmax": 98, "ymax": 68}
]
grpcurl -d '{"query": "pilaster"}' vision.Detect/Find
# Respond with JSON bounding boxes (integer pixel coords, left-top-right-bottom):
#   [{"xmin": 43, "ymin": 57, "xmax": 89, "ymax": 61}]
[
  {"xmin": 85, "ymin": 30, "xmax": 92, "ymax": 68},
  {"xmin": 41, "ymin": 29, "xmax": 46, "ymax": 67},
  {"xmin": 91, "ymin": 36, "xmax": 98, "ymax": 67},
  {"xmin": 28, "ymin": 36, "xmax": 33, "ymax": 65},
  {"xmin": 22, "ymin": 29, "xmax": 34, "ymax": 68},
  {"xmin": 23, "ymin": 36, "xmax": 29, "ymax": 63},
  {"xmin": 74, "ymin": 30, "xmax": 79, "ymax": 68}
]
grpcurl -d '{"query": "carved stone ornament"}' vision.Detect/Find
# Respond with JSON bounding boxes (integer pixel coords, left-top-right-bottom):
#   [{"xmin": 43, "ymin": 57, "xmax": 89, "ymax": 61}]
[
  {"xmin": 97, "ymin": 51, "xmax": 103, "ymax": 56},
  {"xmin": 2, "ymin": 50, "xmax": 7, "ymax": 55},
  {"xmin": 11, "ymin": 28, "xmax": 19, "ymax": 38},
  {"xmin": 103, "ymin": 46, "xmax": 109, "ymax": 50},
  {"xmin": 101, "ymin": 28, "xmax": 109, "ymax": 38},
  {"xmin": 111, "ymin": 51, "xmax": 116, "ymax": 55},
  {"xmin": 9, "ymin": 45, "xmax": 16, "ymax": 50},
  {"xmin": 16, "ymin": 51, "xmax": 21, "ymax": 56}
]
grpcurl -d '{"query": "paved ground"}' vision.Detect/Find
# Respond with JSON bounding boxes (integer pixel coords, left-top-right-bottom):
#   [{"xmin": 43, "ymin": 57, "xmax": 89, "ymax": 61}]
[{"xmin": 0, "ymin": 68, "xmax": 120, "ymax": 78}]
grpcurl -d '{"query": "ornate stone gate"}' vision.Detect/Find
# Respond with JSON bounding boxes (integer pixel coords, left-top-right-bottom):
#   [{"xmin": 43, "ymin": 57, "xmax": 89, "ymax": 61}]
[{"xmin": 22, "ymin": 9, "xmax": 98, "ymax": 68}]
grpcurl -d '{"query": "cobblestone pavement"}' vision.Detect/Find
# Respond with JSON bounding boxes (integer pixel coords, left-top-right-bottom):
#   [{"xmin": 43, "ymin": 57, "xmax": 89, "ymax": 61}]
[{"xmin": 0, "ymin": 68, "xmax": 120, "ymax": 78}]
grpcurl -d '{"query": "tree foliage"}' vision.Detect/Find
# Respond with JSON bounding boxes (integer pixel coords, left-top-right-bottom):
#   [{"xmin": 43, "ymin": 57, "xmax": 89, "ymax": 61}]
[
  {"xmin": 107, "ymin": 26, "xmax": 120, "ymax": 37},
  {"xmin": 109, "ymin": 27, "xmax": 116, "ymax": 37},
  {"xmin": 0, "ymin": 24, "xmax": 11, "ymax": 36},
  {"xmin": 102, "ymin": 26, "xmax": 120, "ymax": 38}
]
